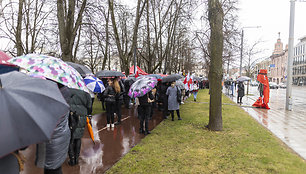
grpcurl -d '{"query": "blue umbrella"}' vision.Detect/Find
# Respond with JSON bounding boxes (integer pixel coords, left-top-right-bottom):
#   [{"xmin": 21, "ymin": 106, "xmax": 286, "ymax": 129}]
[{"xmin": 84, "ymin": 76, "xmax": 105, "ymax": 93}]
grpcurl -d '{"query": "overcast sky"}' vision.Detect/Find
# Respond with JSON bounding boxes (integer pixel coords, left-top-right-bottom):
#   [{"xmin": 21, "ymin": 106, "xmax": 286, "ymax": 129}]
[{"xmin": 238, "ymin": 0, "xmax": 306, "ymax": 59}]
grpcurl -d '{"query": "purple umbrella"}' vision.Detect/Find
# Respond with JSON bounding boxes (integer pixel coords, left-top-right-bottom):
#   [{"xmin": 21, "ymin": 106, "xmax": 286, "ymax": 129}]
[{"xmin": 128, "ymin": 77, "xmax": 157, "ymax": 98}]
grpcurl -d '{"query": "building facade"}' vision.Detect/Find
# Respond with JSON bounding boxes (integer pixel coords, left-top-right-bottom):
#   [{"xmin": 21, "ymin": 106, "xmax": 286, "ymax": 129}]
[
  {"xmin": 253, "ymin": 58, "xmax": 272, "ymax": 81},
  {"xmin": 293, "ymin": 36, "xmax": 306, "ymax": 86},
  {"xmin": 270, "ymin": 36, "xmax": 288, "ymax": 84}
]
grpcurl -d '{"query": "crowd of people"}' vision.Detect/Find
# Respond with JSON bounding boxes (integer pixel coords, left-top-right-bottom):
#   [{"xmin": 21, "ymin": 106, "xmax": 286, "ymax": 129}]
[{"xmin": 0, "ymin": 69, "xmax": 209, "ymax": 174}]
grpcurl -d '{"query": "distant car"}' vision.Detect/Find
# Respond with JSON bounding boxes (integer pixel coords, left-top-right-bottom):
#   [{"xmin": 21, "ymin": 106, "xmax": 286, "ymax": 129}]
[
  {"xmin": 269, "ymin": 82, "xmax": 279, "ymax": 89},
  {"xmin": 251, "ymin": 81, "xmax": 258, "ymax": 86},
  {"xmin": 279, "ymin": 83, "xmax": 286, "ymax": 89}
]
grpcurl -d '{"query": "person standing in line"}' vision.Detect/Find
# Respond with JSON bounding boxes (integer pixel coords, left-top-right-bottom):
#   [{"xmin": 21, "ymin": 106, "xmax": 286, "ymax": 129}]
[
  {"xmin": 192, "ymin": 81, "xmax": 199, "ymax": 102},
  {"xmin": 103, "ymin": 79, "xmax": 117, "ymax": 128},
  {"xmin": 237, "ymin": 81, "xmax": 245, "ymax": 104},
  {"xmin": 67, "ymin": 88, "xmax": 92, "ymax": 166},
  {"xmin": 138, "ymin": 91, "xmax": 154, "ymax": 135},
  {"xmin": 166, "ymin": 82, "xmax": 182, "ymax": 121},
  {"xmin": 35, "ymin": 83, "xmax": 71, "ymax": 174},
  {"xmin": 114, "ymin": 77, "xmax": 125, "ymax": 125}
]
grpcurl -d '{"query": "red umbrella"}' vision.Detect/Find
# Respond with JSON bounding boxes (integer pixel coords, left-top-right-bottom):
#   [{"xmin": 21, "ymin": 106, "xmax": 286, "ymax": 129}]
[{"xmin": 0, "ymin": 51, "xmax": 14, "ymax": 66}]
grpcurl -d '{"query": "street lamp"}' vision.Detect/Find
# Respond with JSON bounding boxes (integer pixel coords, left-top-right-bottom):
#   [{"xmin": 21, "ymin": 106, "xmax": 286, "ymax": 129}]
[
  {"xmin": 286, "ymin": 0, "xmax": 296, "ymax": 111},
  {"xmin": 240, "ymin": 26, "xmax": 261, "ymax": 76}
]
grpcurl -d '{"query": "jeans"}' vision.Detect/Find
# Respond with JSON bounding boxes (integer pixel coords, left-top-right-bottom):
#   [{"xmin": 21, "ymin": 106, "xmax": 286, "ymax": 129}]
[
  {"xmin": 106, "ymin": 102, "xmax": 115, "ymax": 124},
  {"xmin": 193, "ymin": 91, "xmax": 198, "ymax": 100}
]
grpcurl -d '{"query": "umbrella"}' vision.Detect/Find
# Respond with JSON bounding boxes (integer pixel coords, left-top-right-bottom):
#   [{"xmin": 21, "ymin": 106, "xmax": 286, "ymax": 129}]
[
  {"xmin": 128, "ymin": 77, "xmax": 157, "ymax": 98},
  {"xmin": 8, "ymin": 54, "xmax": 89, "ymax": 93},
  {"xmin": 146, "ymin": 74, "xmax": 162, "ymax": 80},
  {"xmin": 86, "ymin": 117, "xmax": 95, "ymax": 144},
  {"xmin": 175, "ymin": 80, "xmax": 185, "ymax": 89},
  {"xmin": 0, "ymin": 71, "xmax": 69, "ymax": 157},
  {"xmin": 237, "ymin": 76, "xmax": 251, "ymax": 82},
  {"xmin": 96, "ymin": 70, "xmax": 124, "ymax": 77},
  {"xmin": 0, "ymin": 51, "xmax": 14, "ymax": 66},
  {"xmin": 66, "ymin": 62, "xmax": 93, "ymax": 77},
  {"xmin": 162, "ymin": 74, "xmax": 184, "ymax": 83},
  {"xmin": 84, "ymin": 76, "xmax": 105, "ymax": 93}
]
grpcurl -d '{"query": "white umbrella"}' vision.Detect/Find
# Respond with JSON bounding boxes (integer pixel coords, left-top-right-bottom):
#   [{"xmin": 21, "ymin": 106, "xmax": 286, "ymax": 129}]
[{"xmin": 237, "ymin": 76, "xmax": 251, "ymax": 82}]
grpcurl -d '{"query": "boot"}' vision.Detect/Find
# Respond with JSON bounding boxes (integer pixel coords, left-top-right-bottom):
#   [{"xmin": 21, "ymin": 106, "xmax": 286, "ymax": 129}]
[
  {"xmin": 68, "ymin": 157, "xmax": 75, "ymax": 166},
  {"xmin": 144, "ymin": 130, "xmax": 151, "ymax": 135}
]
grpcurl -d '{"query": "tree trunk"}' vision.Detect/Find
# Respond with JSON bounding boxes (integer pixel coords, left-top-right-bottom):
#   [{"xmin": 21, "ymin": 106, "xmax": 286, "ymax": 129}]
[
  {"xmin": 207, "ymin": 0, "xmax": 224, "ymax": 131},
  {"xmin": 16, "ymin": 0, "xmax": 24, "ymax": 56},
  {"xmin": 57, "ymin": 0, "xmax": 87, "ymax": 61}
]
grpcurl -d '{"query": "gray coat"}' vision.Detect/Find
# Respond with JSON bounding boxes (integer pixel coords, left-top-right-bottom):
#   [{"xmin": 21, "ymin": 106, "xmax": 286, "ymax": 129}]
[
  {"xmin": 166, "ymin": 86, "xmax": 180, "ymax": 111},
  {"xmin": 35, "ymin": 86, "xmax": 71, "ymax": 170},
  {"xmin": 0, "ymin": 153, "xmax": 19, "ymax": 174}
]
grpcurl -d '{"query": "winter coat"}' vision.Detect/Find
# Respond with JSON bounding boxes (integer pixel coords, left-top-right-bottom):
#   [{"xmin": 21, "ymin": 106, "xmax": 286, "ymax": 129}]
[
  {"xmin": 69, "ymin": 88, "xmax": 92, "ymax": 140},
  {"xmin": 193, "ymin": 83, "xmax": 199, "ymax": 92},
  {"xmin": 35, "ymin": 86, "xmax": 71, "ymax": 170},
  {"xmin": 0, "ymin": 153, "xmax": 19, "ymax": 174},
  {"xmin": 160, "ymin": 83, "xmax": 169, "ymax": 100},
  {"xmin": 166, "ymin": 86, "xmax": 180, "ymax": 111},
  {"xmin": 238, "ymin": 82, "xmax": 245, "ymax": 97},
  {"xmin": 104, "ymin": 86, "xmax": 116, "ymax": 103},
  {"xmin": 138, "ymin": 91, "xmax": 154, "ymax": 106},
  {"xmin": 115, "ymin": 80, "xmax": 125, "ymax": 102}
]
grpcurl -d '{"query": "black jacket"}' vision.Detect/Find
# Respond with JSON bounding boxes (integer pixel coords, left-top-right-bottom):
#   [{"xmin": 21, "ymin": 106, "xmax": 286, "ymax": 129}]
[
  {"xmin": 138, "ymin": 91, "xmax": 154, "ymax": 106},
  {"xmin": 104, "ymin": 86, "xmax": 116, "ymax": 103}
]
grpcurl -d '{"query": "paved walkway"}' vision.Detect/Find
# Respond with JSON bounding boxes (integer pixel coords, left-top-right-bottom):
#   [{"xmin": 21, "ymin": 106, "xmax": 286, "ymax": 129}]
[{"xmin": 224, "ymin": 86, "xmax": 306, "ymax": 160}]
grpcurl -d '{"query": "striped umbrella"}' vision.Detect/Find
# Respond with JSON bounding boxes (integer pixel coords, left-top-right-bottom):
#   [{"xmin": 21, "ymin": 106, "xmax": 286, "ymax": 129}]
[{"xmin": 84, "ymin": 76, "xmax": 105, "ymax": 93}]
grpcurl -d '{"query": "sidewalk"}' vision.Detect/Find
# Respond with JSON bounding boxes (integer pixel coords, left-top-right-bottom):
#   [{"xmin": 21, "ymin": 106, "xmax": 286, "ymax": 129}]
[{"xmin": 224, "ymin": 88, "xmax": 306, "ymax": 160}]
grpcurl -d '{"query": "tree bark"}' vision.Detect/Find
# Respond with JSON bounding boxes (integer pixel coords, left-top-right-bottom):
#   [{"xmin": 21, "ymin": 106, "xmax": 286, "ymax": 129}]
[{"xmin": 207, "ymin": 0, "xmax": 224, "ymax": 131}]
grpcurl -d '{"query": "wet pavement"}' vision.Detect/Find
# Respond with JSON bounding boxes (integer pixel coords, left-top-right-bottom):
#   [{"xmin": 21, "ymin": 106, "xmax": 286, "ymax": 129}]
[
  {"xmin": 20, "ymin": 106, "xmax": 164, "ymax": 174},
  {"xmin": 224, "ymin": 86, "xmax": 306, "ymax": 160}
]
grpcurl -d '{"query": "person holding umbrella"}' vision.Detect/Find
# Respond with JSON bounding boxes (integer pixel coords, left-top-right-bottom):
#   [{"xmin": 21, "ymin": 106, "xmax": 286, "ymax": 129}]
[
  {"xmin": 128, "ymin": 76, "xmax": 157, "ymax": 135},
  {"xmin": 166, "ymin": 82, "xmax": 182, "ymax": 121},
  {"xmin": 67, "ymin": 88, "xmax": 92, "ymax": 166},
  {"xmin": 237, "ymin": 81, "xmax": 245, "ymax": 104},
  {"xmin": 103, "ymin": 79, "xmax": 117, "ymax": 128}
]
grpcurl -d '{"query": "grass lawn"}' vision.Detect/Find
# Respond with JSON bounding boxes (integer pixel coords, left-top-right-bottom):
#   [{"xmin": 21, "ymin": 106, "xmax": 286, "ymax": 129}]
[
  {"xmin": 91, "ymin": 96, "xmax": 104, "ymax": 115},
  {"xmin": 106, "ymin": 89, "xmax": 306, "ymax": 174}
]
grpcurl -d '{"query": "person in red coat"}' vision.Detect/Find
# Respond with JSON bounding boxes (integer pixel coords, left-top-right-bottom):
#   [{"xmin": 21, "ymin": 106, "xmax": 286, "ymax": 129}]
[{"xmin": 252, "ymin": 69, "xmax": 270, "ymax": 109}]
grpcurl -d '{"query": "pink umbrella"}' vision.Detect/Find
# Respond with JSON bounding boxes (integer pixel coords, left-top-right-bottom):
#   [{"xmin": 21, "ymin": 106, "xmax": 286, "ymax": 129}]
[{"xmin": 0, "ymin": 51, "xmax": 14, "ymax": 66}]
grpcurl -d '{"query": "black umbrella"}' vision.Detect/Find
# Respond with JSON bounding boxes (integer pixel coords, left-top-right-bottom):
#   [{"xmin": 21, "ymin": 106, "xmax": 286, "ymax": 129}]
[
  {"xmin": 96, "ymin": 70, "xmax": 124, "ymax": 77},
  {"xmin": 66, "ymin": 62, "xmax": 93, "ymax": 77},
  {"xmin": 162, "ymin": 74, "xmax": 184, "ymax": 83},
  {"xmin": 0, "ymin": 71, "xmax": 69, "ymax": 157}
]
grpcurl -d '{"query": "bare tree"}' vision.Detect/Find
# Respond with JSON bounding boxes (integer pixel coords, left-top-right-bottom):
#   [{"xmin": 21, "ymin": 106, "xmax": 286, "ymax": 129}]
[
  {"xmin": 108, "ymin": 0, "xmax": 146, "ymax": 75},
  {"xmin": 0, "ymin": 0, "xmax": 53, "ymax": 56}
]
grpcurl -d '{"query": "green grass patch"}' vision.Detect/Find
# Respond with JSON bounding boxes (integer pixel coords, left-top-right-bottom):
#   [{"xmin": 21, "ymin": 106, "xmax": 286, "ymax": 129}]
[
  {"xmin": 106, "ymin": 89, "xmax": 306, "ymax": 174},
  {"xmin": 91, "ymin": 96, "xmax": 104, "ymax": 115}
]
